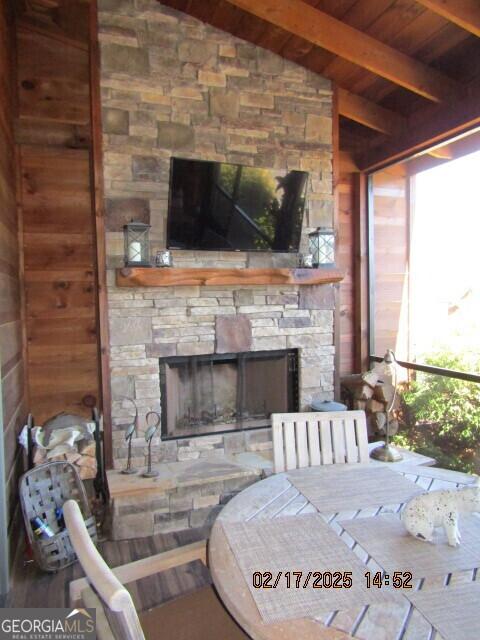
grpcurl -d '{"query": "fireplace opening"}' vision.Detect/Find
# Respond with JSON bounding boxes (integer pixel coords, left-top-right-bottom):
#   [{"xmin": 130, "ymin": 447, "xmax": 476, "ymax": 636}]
[{"xmin": 159, "ymin": 349, "xmax": 298, "ymax": 439}]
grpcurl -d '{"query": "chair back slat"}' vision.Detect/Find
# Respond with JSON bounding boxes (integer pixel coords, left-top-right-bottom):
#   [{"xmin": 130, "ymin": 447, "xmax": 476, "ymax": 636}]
[
  {"xmin": 344, "ymin": 418, "xmax": 358, "ymax": 463},
  {"xmin": 356, "ymin": 418, "xmax": 370, "ymax": 463},
  {"xmin": 271, "ymin": 411, "xmax": 368, "ymax": 473},
  {"xmin": 295, "ymin": 420, "xmax": 309, "ymax": 468},
  {"xmin": 331, "ymin": 419, "xmax": 346, "ymax": 464},
  {"xmin": 272, "ymin": 421, "xmax": 286, "ymax": 474},
  {"xmin": 307, "ymin": 420, "xmax": 321, "ymax": 466},
  {"xmin": 283, "ymin": 421, "xmax": 297, "ymax": 470},
  {"xmin": 319, "ymin": 419, "xmax": 333, "ymax": 465}
]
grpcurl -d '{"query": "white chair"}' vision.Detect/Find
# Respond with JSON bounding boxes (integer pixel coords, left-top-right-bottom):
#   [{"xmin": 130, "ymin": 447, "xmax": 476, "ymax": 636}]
[
  {"xmin": 63, "ymin": 500, "xmax": 249, "ymax": 640},
  {"xmin": 271, "ymin": 410, "xmax": 369, "ymax": 473}
]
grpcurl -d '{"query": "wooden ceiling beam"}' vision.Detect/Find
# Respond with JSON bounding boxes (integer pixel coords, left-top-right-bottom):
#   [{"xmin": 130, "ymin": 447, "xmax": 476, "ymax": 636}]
[
  {"xmin": 427, "ymin": 146, "xmax": 453, "ymax": 159},
  {"xmin": 414, "ymin": 0, "xmax": 480, "ymax": 38},
  {"xmin": 357, "ymin": 83, "xmax": 480, "ymax": 171},
  {"xmin": 337, "ymin": 88, "xmax": 406, "ymax": 136},
  {"xmin": 224, "ymin": 0, "xmax": 459, "ymax": 102},
  {"xmin": 339, "ymin": 150, "xmax": 359, "ymax": 173},
  {"xmin": 406, "ymin": 130, "xmax": 480, "ymax": 175}
]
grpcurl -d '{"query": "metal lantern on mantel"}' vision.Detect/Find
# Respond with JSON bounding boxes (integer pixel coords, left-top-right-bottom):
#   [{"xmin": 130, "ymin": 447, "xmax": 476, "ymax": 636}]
[
  {"xmin": 308, "ymin": 227, "xmax": 335, "ymax": 267},
  {"xmin": 123, "ymin": 221, "xmax": 151, "ymax": 267}
]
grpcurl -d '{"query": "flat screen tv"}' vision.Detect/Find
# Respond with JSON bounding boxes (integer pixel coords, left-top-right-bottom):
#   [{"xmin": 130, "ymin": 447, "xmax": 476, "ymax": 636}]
[{"xmin": 167, "ymin": 158, "xmax": 308, "ymax": 252}]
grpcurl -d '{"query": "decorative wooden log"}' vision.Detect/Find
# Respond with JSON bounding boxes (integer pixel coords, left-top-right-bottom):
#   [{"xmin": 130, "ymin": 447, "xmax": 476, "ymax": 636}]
[
  {"xmin": 78, "ymin": 441, "xmax": 96, "ymax": 457},
  {"xmin": 65, "ymin": 452, "xmax": 82, "ymax": 464},
  {"xmin": 367, "ymin": 398, "xmax": 386, "ymax": 413},
  {"xmin": 33, "ymin": 449, "xmax": 47, "ymax": 465},
  {"xmin": 76, "ymin": 455, "xmax": 97, "ymax": 469},
  {"xmin": 374, "ymin": 381, "xmax": 396, "ymax": 403},
  {"xmin": 78, "ymin": 466, "xmax": 97, "ymax": 480},
  {"xmin": 116, "ymin": 266, "xmax": 344, "ymax": 288},
  {"xmin": 342, "ymin": 370, "xmax": 379, "ymax": 390}
]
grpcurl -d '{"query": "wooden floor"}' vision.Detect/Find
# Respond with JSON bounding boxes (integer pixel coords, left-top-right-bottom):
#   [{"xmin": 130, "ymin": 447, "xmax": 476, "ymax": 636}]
[{"xmin": 6, "ymin": 525, "xmax": 211, "ymax": 611}]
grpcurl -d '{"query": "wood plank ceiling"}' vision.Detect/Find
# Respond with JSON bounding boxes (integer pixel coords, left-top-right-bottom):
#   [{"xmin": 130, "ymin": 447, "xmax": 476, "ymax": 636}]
[{"xmin": 160, "ymin": 0, "xmax": 480, "ymax": 170}]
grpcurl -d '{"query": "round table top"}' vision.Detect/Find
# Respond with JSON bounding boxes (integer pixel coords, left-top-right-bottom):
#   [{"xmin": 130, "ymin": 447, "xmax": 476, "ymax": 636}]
[{"xmin": 208, "ymin": 462, "xmax": 476, "ymax": 640}]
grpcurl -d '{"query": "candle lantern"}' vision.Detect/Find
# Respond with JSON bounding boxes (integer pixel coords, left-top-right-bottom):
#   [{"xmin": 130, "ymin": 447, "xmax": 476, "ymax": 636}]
[
  {"xmin": 308, "ymin": 228, "xmax": 335, "ymax": 267},
  {"xmin": 123, "ymin": 221, "xmax": 151, "ymax": 267}
]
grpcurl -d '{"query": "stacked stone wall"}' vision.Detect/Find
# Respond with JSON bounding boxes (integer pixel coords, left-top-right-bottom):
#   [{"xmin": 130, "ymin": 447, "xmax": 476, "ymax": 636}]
[{"xmin": 98, "ymin": 0, "xmax": 335, "ymax": 465}]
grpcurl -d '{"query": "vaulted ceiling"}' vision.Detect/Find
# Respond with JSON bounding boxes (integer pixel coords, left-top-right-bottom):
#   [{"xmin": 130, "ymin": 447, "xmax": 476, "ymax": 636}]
[
  {"xmin": 17, "ymin": 0, "xmax": 480, "ymax": 170},
  {"xmin": 160, "ymin": 0, "xmax": 480, "ymax": 170}
]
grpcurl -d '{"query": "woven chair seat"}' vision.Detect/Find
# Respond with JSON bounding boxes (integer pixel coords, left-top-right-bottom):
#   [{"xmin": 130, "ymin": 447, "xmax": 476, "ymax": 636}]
[{"xmin": 139, "ymin": 585, "xmax": 249, "ymax": 640}]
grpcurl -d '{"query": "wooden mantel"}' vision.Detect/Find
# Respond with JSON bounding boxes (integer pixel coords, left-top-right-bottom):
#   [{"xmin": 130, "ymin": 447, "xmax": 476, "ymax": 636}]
[{"xmin": 116, "ymin": 267, "xmax": 344, "ymax": 287}]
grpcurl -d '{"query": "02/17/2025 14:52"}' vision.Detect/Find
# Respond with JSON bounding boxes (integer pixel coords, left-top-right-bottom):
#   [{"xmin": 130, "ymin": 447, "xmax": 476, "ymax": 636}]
[{"xmin": 365, "ymin": 571, "xmax": 413, "ymax": 589}]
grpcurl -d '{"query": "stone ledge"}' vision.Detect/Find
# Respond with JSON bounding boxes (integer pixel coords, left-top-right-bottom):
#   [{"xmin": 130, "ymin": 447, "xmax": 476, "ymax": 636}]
[
  {"xmin": 108, "ymin": 456, "xmax": 263, "ymax": 497},
  {"xmin": 108, "ymin": 457, "xmax": 264, "ymax": 539}
]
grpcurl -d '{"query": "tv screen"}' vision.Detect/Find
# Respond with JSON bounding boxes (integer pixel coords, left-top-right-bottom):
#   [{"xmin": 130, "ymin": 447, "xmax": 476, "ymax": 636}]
[{"xmin": 167, "ymin": 158, "xmax": 308, "ymax": 252}]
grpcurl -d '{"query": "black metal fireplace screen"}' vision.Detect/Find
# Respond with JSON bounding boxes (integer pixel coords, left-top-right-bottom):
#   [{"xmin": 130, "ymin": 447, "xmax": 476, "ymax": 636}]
[{"xmin": 159, "ymin": 349, "xmax": 298, "ymax": 439}]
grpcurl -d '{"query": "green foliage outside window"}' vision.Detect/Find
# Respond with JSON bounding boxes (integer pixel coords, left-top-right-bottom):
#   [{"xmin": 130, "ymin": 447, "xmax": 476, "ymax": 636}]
[
  {"xmin": 393, "ymin": 352, "xmax": 480, "ymax": 473},
  {"xmin": 218, "ymin": 164, "xmax": 279, "ymax": 248},
  {"xmin": 216, "ymin": 164, "xmax": 305, "ymax": 250}
]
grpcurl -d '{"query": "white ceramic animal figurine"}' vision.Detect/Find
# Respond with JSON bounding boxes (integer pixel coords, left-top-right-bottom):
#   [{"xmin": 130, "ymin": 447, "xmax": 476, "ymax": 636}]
[{"xmin": 401, "ymin": 483, "xmax": 480, "ymax": 547}]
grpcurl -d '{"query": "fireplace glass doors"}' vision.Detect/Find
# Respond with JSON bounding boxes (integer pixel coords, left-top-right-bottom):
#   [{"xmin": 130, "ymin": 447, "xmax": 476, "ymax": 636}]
[{"xmin": 159, "ymin": 350, "xmax": 298, "ymax": 439}]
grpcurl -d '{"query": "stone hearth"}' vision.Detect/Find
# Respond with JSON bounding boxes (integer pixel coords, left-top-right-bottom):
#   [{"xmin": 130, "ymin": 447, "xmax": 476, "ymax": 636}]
[{"xmin": 108, "ymin": 456, "xmax": 266, "ymax": 539}]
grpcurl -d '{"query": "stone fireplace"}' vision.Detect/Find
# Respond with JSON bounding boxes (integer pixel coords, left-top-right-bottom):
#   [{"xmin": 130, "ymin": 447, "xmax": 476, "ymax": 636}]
[
  {"xmin": 160, "ymin": 349, "xmax": 298, "ymax": 439},
  {"xmin": 107, "ymin": 283, "xmax": 334, "ymax": 469},
  {"xmin": 98, "ymin": 0, "xmax": 336, "ymax": 534}
]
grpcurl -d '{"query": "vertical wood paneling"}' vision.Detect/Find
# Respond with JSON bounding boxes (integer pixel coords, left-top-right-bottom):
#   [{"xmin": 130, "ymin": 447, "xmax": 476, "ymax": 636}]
[
  {"xmin": 332, "ymin": 87, "xmax": 341, "ymax": 398},
  {"xmin": 89, "ymin": 0, "xmax": 113, "ymax": 468},
  {"xmin": 337, "ymin": 157, "xmax": 410, "ymax": 376},
  {"xmin": 16, "ymin": 7, "xmax": 102, "ymax": 425},
  {"xmin": 20, "ymin": 146, "xmax": 99, "ymax": 422},
  {"xmin": 0, "ymin": 0, "xmax": 26, "ymax": 582},
  {"xmin": 372, "ymin": 165, "xmax": 410, "ymax": 360},
  {"xmin": 337, "ymin": 156, "xmax": 356, "ymax": 376},
  {"xmin": 17, "ymin": 28, "xmax": 90, "ymax": 125},
  {"xmin": 353, "ymin": 172, "xmax": 369, "ymax": 373}
]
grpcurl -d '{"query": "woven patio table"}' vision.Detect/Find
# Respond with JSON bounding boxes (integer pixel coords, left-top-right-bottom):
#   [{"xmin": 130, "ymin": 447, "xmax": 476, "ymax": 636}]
[{"xmin": 209, "ymin": 461, "xmax": 479, "ymax": 640}]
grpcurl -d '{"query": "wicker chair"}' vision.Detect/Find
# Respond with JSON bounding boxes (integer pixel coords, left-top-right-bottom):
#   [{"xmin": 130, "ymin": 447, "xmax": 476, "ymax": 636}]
[{"xmin": 19, "ymin": 461, "xmax": 97, "ymax": 572}]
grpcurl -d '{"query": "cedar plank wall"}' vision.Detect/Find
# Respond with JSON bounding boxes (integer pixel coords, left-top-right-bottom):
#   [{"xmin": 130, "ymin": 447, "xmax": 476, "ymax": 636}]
[
  {"xmin": 337, "ymin": 156, "xmax": 356, "ymax": 376},
  {"xmin": 15, "ymin": 3, "xmax": 101, "ymax": 424},
  {"xmin": 372, "ymin": 165, "xmax": 410, "ymax": 362},
  {"xmin": 337, "ymin": 160, "xmax": 410, "ymax": 376},
  {"xmin": 0, "ymin": 0, "xmax": 27, "ymax": 569}
]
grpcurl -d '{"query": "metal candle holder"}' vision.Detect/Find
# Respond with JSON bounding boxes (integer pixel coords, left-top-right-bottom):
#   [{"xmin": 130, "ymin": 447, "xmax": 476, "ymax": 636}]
[
  {"xmin": 121, "ymin": 398, "xmax": 139, "ymax": 475},
  {"xmin": 142, "ymin": 411, "xmax": 161, "ymax": 478}
]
